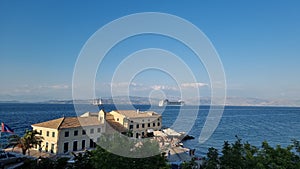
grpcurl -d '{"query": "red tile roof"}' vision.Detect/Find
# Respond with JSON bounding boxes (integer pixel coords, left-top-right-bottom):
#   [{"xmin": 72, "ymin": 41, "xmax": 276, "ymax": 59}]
[{"xmin": 32, "ymin": 117, "xmax": 102, "ymax": 129}]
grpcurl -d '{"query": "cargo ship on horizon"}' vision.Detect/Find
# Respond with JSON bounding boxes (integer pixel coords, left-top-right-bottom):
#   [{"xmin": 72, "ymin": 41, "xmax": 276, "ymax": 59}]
[{"xmin": 158, "ymin": 99, "xmax": 185, "ymax": 107}]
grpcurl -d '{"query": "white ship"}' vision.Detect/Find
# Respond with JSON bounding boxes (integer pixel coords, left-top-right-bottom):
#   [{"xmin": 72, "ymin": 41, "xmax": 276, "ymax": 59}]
[
  {"xmin": 158, "ymin": 99, "xmax": 184, "ymax": 107},
  {"xmin": 92, "ymin": 98, "xmax": 102, "ymax": 106}
]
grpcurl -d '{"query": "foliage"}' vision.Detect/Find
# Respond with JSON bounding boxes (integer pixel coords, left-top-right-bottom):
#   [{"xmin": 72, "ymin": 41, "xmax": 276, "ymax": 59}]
[
  {"xmin": 90, "ymin": 145, "xmax": 168, "ymax": 169},
  {"xmin": 202, "ymin": 147, "xmax": 219, "ymax": 169},
  {"xmin": 90, "ymin": 133, "xmax": 168, "ymax": 169},
  {"xmin": 7, "ymin": 134, "xmax": 21, "ymax": 151},
  {"xmin": 20, "ymin": 157, "xmax": 69, "ymax": 169},
  {"xmin": 94, "ymin": 133, "xmax": 162, "ymax": 158},
  {"xmin": 7, "ymin": 129, "xmax": 43, "ymax": 155},
  {"xmin": 201, "ymin": 136, "xmax": 300, "ymax": 169},
  {"xmin": 71, "ymin": 151, "xmax": 94, "ymax": 169},
  {"xmin": 12, "ymin": 130, "xmax": 300, "ymax": 169},
  {"xmin": 181, "ymin": 158, "xmax": 198, "ymax": 169}
]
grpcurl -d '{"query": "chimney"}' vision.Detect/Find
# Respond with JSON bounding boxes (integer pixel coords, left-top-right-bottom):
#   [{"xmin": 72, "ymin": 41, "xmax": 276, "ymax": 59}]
[{"xmin": 136, "ymin": 109, "xmax": 139, "ymax": 114}]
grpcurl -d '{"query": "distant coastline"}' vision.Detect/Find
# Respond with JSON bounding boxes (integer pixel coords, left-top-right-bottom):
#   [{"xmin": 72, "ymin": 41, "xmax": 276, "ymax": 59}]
[{"xmin": 0, "ymin": 97, "xmax": 300, "ymax": 108}]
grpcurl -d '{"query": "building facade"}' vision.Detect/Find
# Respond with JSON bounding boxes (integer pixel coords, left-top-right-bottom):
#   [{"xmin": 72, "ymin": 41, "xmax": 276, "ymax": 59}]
[
  {"xmin": 108, "ymin": 110, "xmax": 162, "ymax": 138},
  {"xmin": 31, "ymin": 111, "xmax": 105, "ymax": 154},
  {"xmin": 31, "ymin": 109, "xmax": 162, "ymax": 154}
]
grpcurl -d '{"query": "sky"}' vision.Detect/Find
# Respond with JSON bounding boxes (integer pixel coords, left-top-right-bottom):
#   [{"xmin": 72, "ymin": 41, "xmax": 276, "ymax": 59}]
[{"xmin": 0, "ymin": 1, "xmax": 300, "ymax": 102}]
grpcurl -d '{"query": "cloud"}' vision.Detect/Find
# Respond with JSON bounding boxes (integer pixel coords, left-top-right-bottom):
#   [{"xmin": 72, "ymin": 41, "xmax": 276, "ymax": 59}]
[
  {"xmin": 151, "ymin": 85, "xmax": 178, "ymax": 91},
  {"xmin": 13, "ymin": 89, "xmax": 31, "ymax": 93},
  {"xmin": 0, "ymin": 84, "xmax": 72, "ymax": 101},
  {"xmin": 7, "ymin": 84, "xmax": 70, "ymax": 95},
  {"xmin": 38, "ymin": 84, "xmax": 70, "ymax": 90},
  {"xmin": 181, "ymin": 82, "xmax": 208, "ymax": 88},
  {"xmin": 109, "ymin": 82, "xmax": 138, "ymax": 87},
  {"xmin": 104, "ymin": 82, "xmax": 208, "ymax": 92}
]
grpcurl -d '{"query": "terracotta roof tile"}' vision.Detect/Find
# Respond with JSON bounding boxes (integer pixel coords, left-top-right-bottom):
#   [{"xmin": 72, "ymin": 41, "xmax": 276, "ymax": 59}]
[
  {"xmin": 111, "ymin": 110, "xmax": 161, "ymax": 118},
  {"xmin": 32, "ymin": 117, "xmax": 102, "ymax": 129},
  {"xmin": 31, "ymin": 117, "xmax": 64, "ymax": 129},
  {"xmin": 106, "ymin": 119, "xmax": 128, "ymax": 133}
]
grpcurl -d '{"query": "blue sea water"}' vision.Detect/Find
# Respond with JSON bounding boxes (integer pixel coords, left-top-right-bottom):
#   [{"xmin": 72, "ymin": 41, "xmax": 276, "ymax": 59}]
[{"xmin": 0, "ymin": 103, "xmax": 300, "ymax": 156}]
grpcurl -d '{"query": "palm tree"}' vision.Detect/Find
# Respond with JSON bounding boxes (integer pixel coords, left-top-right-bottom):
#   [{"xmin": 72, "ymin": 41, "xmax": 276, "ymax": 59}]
[
  {"xmin": 7, "ymin": 134, "xmax": 21, "ymax": 152},
  {"xmin": 7, "ymin": 130, "xmax": 43, "ymax": 155}
]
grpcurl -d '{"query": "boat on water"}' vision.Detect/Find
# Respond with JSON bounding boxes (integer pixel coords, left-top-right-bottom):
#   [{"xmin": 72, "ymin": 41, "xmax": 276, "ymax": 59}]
[
  {"xmin": 92, "ymin": 98, "xmax": 102, "ymax": 106},
  {"xmin": 158, "ymin": 99, "xmax": 184, "ymax": 107}
]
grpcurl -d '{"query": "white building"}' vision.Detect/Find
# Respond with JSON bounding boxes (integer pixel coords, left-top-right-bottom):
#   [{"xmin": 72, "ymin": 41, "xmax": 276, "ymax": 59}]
[{"xmin": 107, "ymin": 110, "xmax": 162, "ymax": 138}]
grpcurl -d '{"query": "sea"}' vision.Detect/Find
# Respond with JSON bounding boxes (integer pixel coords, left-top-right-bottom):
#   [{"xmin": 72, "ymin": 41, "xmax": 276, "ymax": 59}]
[{"xmin": 1, "ymin": 103, "xmax": 300, "ymax": 157}]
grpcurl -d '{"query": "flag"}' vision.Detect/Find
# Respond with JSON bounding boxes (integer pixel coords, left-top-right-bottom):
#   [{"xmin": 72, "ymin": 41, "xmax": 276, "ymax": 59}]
[{"xmin": 1, "ymin": 122, "xmax": 14, "ymax": 133}]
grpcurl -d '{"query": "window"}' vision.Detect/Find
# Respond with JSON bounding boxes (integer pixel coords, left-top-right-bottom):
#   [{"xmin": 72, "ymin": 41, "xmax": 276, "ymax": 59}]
[
  {"xmin": 52, "ymin": 132, "xmax": 55, "ymax": 137},
  {"xmin": 45, "ymin": 142, "xmax": 49, "ymax": 152},
  {"xmin": 131, "ymin": 121, "xmax": 133, "ymax": 123},
  {"xmin": 90, "ymin": 139, "xmax": 96, "ymax": 148},
  {"xmin": 142, "ymin": 123, "xmax": 145, "ymax": 128},
  {"xmin": 117, "ymin": 118, "xmax": 119, "ymax": 121},
  {"xmin": 136, "ymin": 124, "xmax": 139, "ymax": 129},
  {"xmin": 73, "ymin": 141, "xmax": 78, "ymax": 151},
  {"xmin": 97, "ymin": 137, "xmax": 100, "ymax": 143},
  {"xmin": 90, "ymin": 128, "xmax": 94, "ymax": 134},
  {"xmin": 65, "ymin": 131, "xmax": 69, "ymax": 137},
  {"xmin": 39, "ymin": 130, "xmax": 42, "ymax": 135},
  {"xmin": 129, "ymin": 125, "xmax": 133, "ymax": 129},
  {"xmin": 153, "ymin": 123, "xmax": 156, "ymax": 127},
  {"xmin": 97, "ymin": 128, "xmax": 101, "ymax": 133},
  {"xmin": 46, "ymin": 131, "xmax": 49, "ymax": 137},
  {"xmin": 148, "ymin": 123, "xmax": 150, "ymax": 127},
  {"xmin": 158, "ymin": 122, "xmax": 160, "ymax": 126},
  {"xmin": 82, "ymin": 130, "xmax": 86, "ymax": 135},
  {"xmin": 74, "ymin": 130, "xmax": 78, "ymax": 136},
  {"xmin": 51, "ymin": 143, "xmax": 55, "ymax": 153},
  {"xmin": 136, "ymin": 133, "xmax": 139, "ymax": 138},
  {"xmin": 63, "ymin": 142, "xmax": 69, "ymax": 153}
]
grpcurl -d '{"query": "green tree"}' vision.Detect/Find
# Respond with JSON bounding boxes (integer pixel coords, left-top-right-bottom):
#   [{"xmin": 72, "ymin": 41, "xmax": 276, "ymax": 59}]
[
  {"xmin": 202, "ymin": 147, "xmax": 219, "ymax": 169},
  {"xmin": 7, "ymin": 134, "xmax": 21, "ymax": 151},
  {"xmin": 243, "ymin": 142, "xmax": 259, "ymax": 168},
  {"xmin": 181, "ymin": 158, "xmax": 198, "ymax": 169},
  {"xmin": 219, "ymin": 136, "xmax": 245, "ymax": 169},
  {"xmin": 292, "ymin": 139, "xmax": 300, "ymax": 155},
  {"xmin": 72, "ymin": 151, "xmax": 94, "ymax": 169},
  {"xmin": 202, "ymin": 137, "xmax": 300, "ymax": 169},
  {"xmin": 90, "ymin": 133, "xmax": 169, "ymax": 169},
  {"xmin": 21, "ymin": 157, "xmax": 69, "ymax": 169}
]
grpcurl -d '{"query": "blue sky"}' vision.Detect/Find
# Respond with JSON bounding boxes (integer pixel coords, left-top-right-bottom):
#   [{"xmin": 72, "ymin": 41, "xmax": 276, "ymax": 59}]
[{"xmin": 0, "ymin": 1, "xmax": 300, "ymax": 102}]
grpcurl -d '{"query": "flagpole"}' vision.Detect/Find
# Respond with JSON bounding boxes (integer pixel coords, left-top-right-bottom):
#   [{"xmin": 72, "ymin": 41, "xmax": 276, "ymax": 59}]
[{"xmin": 0, "ymin": 123, "xmax": 2, "ymax": 149}]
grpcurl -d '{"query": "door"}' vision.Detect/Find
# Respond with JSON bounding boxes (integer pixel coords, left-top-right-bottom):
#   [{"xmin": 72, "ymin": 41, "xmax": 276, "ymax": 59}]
[
  {"xmin": 73, "ymin": 141, "xmax": 78, "ymax": 151},
  {"xmin": 63, "ymin": 142, "xmax": 69, "ymax": 153},
  {"xmin": 82, "ymin": 140, "xmax": 86, "ymax": 150}
]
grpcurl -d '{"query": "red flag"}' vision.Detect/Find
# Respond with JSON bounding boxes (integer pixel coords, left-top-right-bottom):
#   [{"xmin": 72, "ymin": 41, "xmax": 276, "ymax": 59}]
[{"xmin": 1, "ymin": 122, "xmax": 14, "ymax": 133}]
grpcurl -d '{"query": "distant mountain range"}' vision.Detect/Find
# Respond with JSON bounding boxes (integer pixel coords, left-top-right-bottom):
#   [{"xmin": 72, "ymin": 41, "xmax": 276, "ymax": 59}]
[{"xmin": 0, "ymin": 95, "xmax": 300, "ymax": 107}]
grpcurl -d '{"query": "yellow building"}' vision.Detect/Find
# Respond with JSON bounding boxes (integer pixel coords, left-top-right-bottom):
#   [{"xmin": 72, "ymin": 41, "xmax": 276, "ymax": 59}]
[
  {"xmin": 31, "ymin": 109, "xmax": 162, "ymax": 154},
  {"xmin": 31, "ymin": 111, "xmax": 105, "ymax": 154},
  {"xmin": 107, "ymin": 110, "xmax": 162, "ymax": 138}
]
